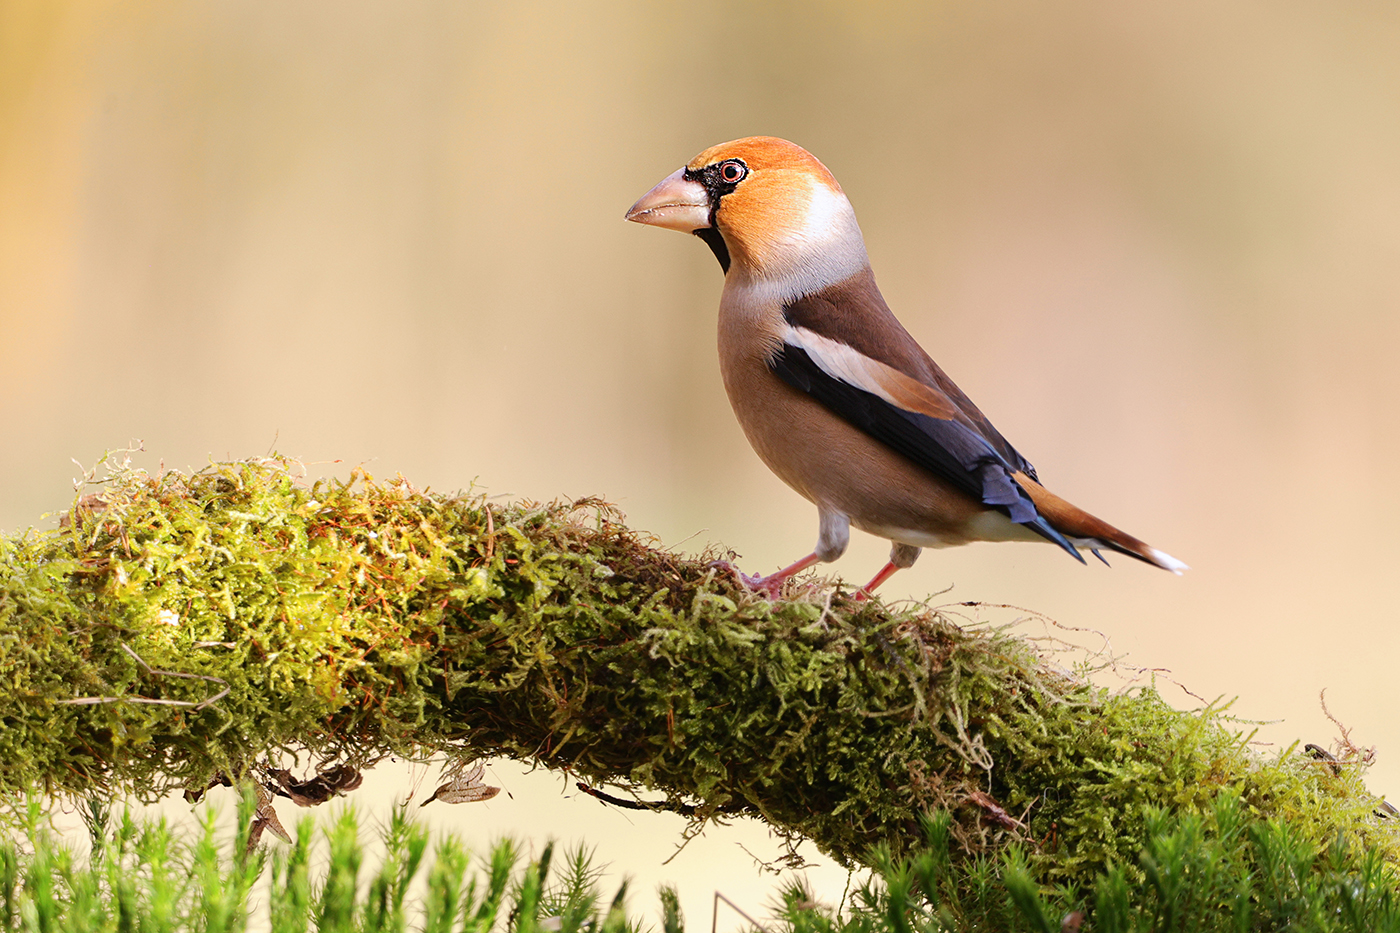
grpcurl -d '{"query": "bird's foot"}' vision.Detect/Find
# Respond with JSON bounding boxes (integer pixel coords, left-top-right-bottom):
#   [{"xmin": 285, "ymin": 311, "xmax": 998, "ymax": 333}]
[{"xmin": 708, "ymin": 560, "xmax": 793, "ymax": 599}]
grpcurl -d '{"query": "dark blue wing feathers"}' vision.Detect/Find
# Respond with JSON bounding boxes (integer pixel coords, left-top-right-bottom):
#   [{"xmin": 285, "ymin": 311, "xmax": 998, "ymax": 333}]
[{"xmin": 770, "ymin": 343, "xmax": 1084, "ymax": 562}]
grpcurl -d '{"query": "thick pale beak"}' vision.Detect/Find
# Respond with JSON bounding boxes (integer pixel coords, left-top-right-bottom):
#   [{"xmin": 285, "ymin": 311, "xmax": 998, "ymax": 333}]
[{"xmin": 624, "ymin": 168, "xmax": 711, "ymax": 232}]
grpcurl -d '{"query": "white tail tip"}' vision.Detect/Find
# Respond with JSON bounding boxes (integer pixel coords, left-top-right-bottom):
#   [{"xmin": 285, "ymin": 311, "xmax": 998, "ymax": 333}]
[{"xmin": 1149, "ymin": 548, "xmax": 1190, "ymax": 575}]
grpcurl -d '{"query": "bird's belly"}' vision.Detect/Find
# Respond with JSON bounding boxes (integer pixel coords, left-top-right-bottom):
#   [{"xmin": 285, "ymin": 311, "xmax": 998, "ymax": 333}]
[
  {"xmin": 719, "ymin": 354, "xmax": 1037, "ymax": 547},
  {"xmin": 855, "ymin": 512, "xmax": 1044, "ymax": 549}
]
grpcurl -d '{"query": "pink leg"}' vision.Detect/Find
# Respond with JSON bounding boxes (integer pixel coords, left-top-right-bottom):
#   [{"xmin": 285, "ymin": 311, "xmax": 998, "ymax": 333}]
[
  {"xmin": 713, "ymin": 552, "xmax": 822, "ymax": 599},
  {"xmin": 854, "ymin": 561, "xmax": 902, "ymax": 601}
]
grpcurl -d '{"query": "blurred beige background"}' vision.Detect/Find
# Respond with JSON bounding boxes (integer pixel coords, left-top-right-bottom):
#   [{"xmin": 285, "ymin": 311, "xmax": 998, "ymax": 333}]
[{"xmin": 4, "ymin": 0, "xmax": 1400, "ymax": 923}]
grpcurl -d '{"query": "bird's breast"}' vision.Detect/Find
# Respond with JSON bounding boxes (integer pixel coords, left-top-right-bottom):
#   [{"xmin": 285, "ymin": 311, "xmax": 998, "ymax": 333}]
[{"xmin": 715, "ymin": 285, "xmax": 1022, "ymax": 547}]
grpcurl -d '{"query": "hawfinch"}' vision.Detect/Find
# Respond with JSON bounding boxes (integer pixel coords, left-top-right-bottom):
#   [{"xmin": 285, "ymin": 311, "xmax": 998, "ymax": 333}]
[{"xmin": 625, "ymin": 137, "xmax": 1186, "ymax": 598}]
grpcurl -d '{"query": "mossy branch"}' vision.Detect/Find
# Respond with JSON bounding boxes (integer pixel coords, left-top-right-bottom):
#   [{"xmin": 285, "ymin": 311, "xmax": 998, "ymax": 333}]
[{"xmin": 0, "ymin": 454, "xmax": 1394, "ymax": 890}]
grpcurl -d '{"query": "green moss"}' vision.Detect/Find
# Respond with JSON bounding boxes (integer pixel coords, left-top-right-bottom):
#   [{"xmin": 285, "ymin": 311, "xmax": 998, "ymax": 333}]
[{"xmin": 0, "ymin": 453, "xmax": 1394, "ymax": 893}]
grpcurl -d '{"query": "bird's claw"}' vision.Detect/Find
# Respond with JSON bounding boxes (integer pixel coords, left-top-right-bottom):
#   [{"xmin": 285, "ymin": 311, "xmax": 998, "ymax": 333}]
[{"xmin": 708, "ymin": 560, "xmax": 789, "ymax": 599}]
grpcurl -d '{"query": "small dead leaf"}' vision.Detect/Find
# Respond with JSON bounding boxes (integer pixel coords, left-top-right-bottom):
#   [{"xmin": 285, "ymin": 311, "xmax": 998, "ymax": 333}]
[
  {"xmin": 269, "ymin": 764, "xmax": 364, "ymax": 807},
  {"xmin": 246, "ymin": 817, "xmax": 267, "ymax": 853},
  {"xmin": 184, "ymin": 771, "xmax": 233, "ymax": 804},
  {"xmin": 420, "ymin": 763, "xmax": 501, "ymax": 808},
  {"xmin": 965, "ymin": 790, "xmax": 1026, "ymax": 831},
  {"xmin": 1304, "ymin": 743, "xmax": 1342, "ymax": 777},
  {"xmin": 249, "ymin": 782, "xmax": 292, "ymax": 847},
  {"xmin": 60, "ymin": 494, "xmax": 109, "ymax": 529}
]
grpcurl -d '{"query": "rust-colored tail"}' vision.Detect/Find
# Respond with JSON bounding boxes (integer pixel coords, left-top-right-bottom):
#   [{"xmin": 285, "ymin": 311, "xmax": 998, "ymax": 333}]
[{"xmin": 1013, "ymin": 473, "xmax": 1188, "ymax": 574}]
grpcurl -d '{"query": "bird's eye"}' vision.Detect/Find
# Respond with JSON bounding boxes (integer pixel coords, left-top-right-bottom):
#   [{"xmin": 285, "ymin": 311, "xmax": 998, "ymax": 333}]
[{"xmin": 718, "ymin": 160, "xmax": 747, "ymax": 184}]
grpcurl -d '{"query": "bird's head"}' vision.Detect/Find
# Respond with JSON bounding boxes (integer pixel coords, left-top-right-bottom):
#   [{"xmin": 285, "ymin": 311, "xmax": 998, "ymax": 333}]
[{"xmin": 626, "ymin": 137, "xmax": 868, "ymax": 290}]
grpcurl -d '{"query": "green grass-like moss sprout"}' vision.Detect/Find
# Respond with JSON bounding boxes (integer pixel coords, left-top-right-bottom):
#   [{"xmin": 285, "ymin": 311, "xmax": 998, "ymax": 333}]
[{"xmin": 4, "ymin": 800, "xmax": 1399, "ymax": 932}]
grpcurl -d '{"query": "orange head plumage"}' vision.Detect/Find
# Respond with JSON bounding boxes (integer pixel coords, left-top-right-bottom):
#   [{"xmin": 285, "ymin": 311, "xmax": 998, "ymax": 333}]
[{"xmin": 626, "ymin": 137, "xmax": 868, "ymax": 287}]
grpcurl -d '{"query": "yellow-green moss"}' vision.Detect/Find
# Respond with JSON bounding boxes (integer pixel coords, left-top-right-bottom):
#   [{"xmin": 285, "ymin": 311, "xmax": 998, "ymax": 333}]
[{"xmin": 0, "ymin": 454, "xmax": 1393, "ymax": 891}]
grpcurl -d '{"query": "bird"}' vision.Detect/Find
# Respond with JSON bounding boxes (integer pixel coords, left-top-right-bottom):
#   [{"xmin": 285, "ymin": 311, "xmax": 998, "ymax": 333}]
[{"xmin": 625, "ymin": 136, "xmax": 1186, "ymax": 599}]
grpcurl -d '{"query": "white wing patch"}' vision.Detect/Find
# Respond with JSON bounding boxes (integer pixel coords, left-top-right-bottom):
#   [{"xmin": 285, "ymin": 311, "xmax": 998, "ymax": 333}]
[{"xmin": 782, "ymin": 324, "xmax": 904, "ymax": 406}]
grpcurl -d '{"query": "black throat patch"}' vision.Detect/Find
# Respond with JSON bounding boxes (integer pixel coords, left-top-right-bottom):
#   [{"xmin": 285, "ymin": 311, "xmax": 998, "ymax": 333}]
[
  {"xmin": 693, "ymin": 227, "xmax": 730, "ymax": 273},
  {"xmin": 683, "ymin": 161, "xmax": 745, "ymax": 275}
]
